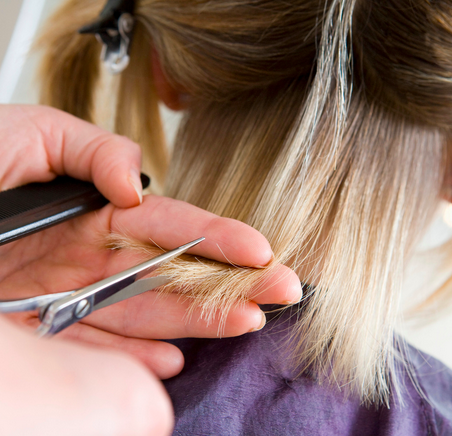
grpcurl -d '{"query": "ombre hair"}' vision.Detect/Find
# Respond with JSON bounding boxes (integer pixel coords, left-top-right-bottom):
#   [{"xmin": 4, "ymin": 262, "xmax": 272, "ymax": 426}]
[{"xmin": 38, "ymin": 0, "xmax": 451, "ymax": 405}]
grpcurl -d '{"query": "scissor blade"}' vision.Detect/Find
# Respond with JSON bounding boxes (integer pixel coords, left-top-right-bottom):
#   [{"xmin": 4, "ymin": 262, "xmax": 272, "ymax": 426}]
[
  {"xmin": 91, "ymin": 237, "xmax": 204, "ymax": 308},
  {"xmin": 134, "ymin": 237, "xmax": 205, "ymax": 280},
  {"xmin": 37, "ymin": 238, "xmax": 204, "ymax": 337},
  {"xmin": 94, "ymin": 276, "xmax": 171, "ymax": 311}
]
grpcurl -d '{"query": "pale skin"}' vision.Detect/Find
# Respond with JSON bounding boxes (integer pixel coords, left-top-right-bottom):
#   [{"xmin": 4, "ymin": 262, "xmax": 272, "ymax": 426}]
[{"xmin": 0, "ymin": 104, "xmax": 302, "ymax": 435}]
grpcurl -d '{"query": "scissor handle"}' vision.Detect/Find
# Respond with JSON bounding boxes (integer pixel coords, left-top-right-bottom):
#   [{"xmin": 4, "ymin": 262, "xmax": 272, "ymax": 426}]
[
  {"xmin": 36, "ymin": 292, "xmax": 98, "ymax": 337},
  {"xmin": 36, "ymin": 275, "xmax": 136, "ymax": 337},
  {"xmin": 0, "ymin": 291, "xmax": 74, "ymax": 314},
  {"xmin": 36, "ymin": 237, "xmax": 205, "ymax": 337}
]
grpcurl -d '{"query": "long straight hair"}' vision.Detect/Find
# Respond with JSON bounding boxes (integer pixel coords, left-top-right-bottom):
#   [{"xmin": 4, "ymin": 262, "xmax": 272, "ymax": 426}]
[{"xmin": 38, "ymin": 0, "xmax": 450, "ymax": 405}]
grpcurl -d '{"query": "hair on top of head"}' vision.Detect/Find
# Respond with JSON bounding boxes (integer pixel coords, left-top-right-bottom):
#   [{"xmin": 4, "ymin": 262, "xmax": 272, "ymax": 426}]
[{"xmin": 37, "ymin": 0, "xmax": 451, "ymax": 405}]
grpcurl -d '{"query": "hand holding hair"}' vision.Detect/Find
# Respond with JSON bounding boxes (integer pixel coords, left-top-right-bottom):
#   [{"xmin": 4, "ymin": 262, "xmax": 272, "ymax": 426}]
[
  {"xmin": 0, "ymin": 104, "xmax": 302, "ymax": 378},
  {"xmin": 0, "ymin": 104, "xmax": 144, "ymax": 207},
  {"xmin": 0, "ymin": 104, "xmax": 173, "ymax": 436},
  {"xmin": 33, "ymin": 0, "xmax": 452, "ymax": 431}
]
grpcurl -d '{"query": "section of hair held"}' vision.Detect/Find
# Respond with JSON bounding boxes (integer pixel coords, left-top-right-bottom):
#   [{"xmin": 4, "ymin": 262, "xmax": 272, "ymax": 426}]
[
  {"xmin": 37, "ymin": 0, "xmax": 450, "ymax": 405},
  {"xmin": 105, "ymin": 233, "xmax": 277, "ymax": 333}
]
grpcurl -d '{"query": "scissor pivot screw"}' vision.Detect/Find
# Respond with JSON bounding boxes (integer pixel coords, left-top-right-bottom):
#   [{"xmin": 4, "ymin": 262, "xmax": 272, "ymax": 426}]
[{"xmin": 74, "ymin": 299, "xmax": 91, "ymax": 318}]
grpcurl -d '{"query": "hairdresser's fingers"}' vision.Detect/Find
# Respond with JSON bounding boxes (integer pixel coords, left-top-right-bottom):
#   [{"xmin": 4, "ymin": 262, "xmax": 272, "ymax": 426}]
[
  {"xmin": 109, "ymin": 195, "xmax": 273, "ymax": 267},
  {"xmin": 0, "ymin": 105, "xmax": 143, "ymax": 207},
  {"xmin": 59, "ymin": 323, "xmax": 185, "ymax": 379},
  {"xmin": 102, "ymin": 248, "xmax": 301, "ymax": 306},
  {"xmin": 247, "ymin": 264, "xmax": 303, "ymax": 305},
  {"xmin": 84, "ymin": 266, "xmax": 301, "ymax": 339},
  {"xmin": 84, "ymin": 292, "xmax": 266, "ymax": 339},
  {"xmin": 17, "ymin": 313, "xmax": 184, "ymax": 379},
  {"xmin": 37, "ymin": 106, "xmax": 144, "ymax": 208}
]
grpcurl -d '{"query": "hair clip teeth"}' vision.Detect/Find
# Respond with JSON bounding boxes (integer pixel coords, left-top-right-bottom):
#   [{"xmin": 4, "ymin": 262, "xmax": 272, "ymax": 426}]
[
  {"xmin": 101, "ymin": 13, "xmax": 134, "ymax": 74},
  {"xmin": 78, "ymin": 0, "xmax": 135, "ymax": 75}
]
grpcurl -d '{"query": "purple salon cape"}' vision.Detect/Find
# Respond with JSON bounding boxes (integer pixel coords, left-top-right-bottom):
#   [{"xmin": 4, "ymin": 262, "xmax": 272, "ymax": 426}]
[{"xmin": 164, "ymin": 304, "xmax": 452, "ymax": 435}]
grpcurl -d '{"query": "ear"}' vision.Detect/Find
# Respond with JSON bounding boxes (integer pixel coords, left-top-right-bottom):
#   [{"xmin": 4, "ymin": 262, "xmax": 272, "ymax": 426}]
[
  {"xmin": 151, "ymin": 48, "xmax": 187, "ymax": 111},
  {"xmin": 442, "ymin": 178, "xmax": 452, "ymax": 203},
  {"xmin": 441, "ymin": 140, "xmax": 452, "ymax": 203}
]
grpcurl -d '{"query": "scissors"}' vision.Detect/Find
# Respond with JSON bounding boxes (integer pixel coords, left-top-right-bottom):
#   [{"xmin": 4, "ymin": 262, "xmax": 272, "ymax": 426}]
[{"xmin": 0, "ymin": 237, "xmax": 204, "ymax": 337}]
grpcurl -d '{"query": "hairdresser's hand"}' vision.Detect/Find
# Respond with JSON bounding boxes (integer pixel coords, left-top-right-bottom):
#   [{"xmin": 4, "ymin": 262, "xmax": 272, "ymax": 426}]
[
  {"xmin": 0, "ymin": 105, "xmax": 144, "ymax": 205},
  {"xmin": 0, "ymin": 315, "xmax": 173, "ymax": 436},
  {"xmin": 0, "ymin": 105, "xmax": 301, "ymax": 379}
]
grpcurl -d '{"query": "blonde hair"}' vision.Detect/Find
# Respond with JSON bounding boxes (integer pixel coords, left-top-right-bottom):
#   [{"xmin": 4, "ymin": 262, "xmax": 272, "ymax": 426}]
[{"xmin": 38, "ymin": 0, "xmax": 450, "ymax": 405}]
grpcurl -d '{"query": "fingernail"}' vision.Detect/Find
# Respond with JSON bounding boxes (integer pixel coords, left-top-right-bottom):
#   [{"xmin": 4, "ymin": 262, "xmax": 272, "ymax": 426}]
[
  {"xmin": 249, "ymin": 312, "xmax": 266, "ymax": 332},
  {"xmin": 253, "ymin": 250, "xmax": 275, "ymax": 269},
  {"xmin": 128, "ymin": 168, "xmax": 143, "ymax": 204},
  {"xmin": 279, "ymin": 281, "xmax": 303, "ymax": 305}
]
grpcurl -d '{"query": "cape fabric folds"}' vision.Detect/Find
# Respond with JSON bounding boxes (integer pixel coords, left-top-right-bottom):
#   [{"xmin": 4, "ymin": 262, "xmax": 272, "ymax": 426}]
[{"xmin": 164, "ymin": 304, "xmax": 452, "ymax": 436}]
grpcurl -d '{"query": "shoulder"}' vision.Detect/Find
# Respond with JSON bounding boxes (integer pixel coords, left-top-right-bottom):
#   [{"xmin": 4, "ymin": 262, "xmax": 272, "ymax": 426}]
[
  {"xmin": 164, "ymin": 306, "xmax": 452, "ymax": 436},
  {"xmin": 401, "ymin": 343, "xmax": 452, "ymax": 435}
]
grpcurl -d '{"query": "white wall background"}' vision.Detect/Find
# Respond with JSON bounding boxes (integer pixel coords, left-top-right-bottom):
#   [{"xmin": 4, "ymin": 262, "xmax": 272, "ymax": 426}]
[
  {"xmin": 0, "ymin": 0, "xmax": 451, "ymax": 369},
  {"xmin": 0, "ymin": 0, "xmax": 63, "ymax": 104},
  {"xmin": 0, "ymin": 1, "xmax": 23, "ymax": 64}
]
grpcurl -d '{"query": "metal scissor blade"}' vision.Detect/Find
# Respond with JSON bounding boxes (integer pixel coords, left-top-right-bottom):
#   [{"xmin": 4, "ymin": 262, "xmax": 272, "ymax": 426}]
[
  {"xmin": 94, "ymin": 276, "xmax": 171, "ymax": 311},
  {"xmin": 37, "ymin": 237, "xmax": 204, "ymax": 337},
  {"xmin": 90, "ymin": 236, "xmax": 204, "ymax": 308},
  {"xmin": 134, "ymin": 237, "xmax": 205, "ymax": 281}
]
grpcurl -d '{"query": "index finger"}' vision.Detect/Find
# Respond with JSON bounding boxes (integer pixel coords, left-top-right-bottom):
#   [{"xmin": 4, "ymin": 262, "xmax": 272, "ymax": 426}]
[
  {"xmin": 17, "ymin": 105, "xmax": 143, "ymax": 208},
  {"xmin": 110, "ymin": 194, "xmax": 273, "ymax": 267}
]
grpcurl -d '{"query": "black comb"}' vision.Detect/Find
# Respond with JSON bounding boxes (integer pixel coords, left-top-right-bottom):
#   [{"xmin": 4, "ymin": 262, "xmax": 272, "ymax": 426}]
[{"xmin": 0, "ymin": 174, "xmax": 150, "ymax": 246}]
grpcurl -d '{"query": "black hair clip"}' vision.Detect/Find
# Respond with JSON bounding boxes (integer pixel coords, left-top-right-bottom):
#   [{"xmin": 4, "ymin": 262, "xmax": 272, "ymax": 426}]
[{"xmin": 79, "ymin": 0, "xmax": 136, "ymax": 74}]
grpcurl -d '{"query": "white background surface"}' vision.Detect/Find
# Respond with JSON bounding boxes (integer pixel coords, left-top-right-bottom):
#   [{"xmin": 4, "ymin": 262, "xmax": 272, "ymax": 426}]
[
  {"xmin": 0, "ymin": 2, "xmax": 22, "ymax": 63},
  {"xmin": 0, "ymin": 0, "xmax": 451, "ymax": 369}
]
